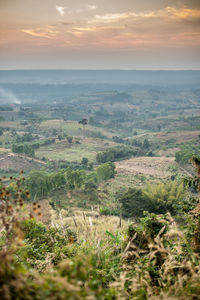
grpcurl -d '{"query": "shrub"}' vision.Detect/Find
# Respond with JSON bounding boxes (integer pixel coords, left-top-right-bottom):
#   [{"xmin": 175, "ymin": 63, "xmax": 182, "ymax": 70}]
[{"xmin": 118, "ymin": 181, "xmax": 186, "ymax": 218}]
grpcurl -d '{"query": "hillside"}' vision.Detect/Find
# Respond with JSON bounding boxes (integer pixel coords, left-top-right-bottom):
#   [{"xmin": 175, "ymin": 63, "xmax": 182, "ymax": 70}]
[{"xmin": 0, "ymin": 70, "xmax": 200, "ymax": 300}]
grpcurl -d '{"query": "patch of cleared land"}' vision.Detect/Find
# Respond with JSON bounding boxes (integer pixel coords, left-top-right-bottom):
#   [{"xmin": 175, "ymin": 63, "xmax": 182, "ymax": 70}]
[
  {"xmin": 0, "ymin": 153, "xmax": 46, "ymax": 172},
  {"xmin": 0, "ymin": 121, "xmax": 22, "ymax": 129},
  {"xmin": 154, "ymin": 130, "xmax": 200, "ymax": 143},
  {"xmin": 115, "ymin": 157, "xmax": 175, "ymax": 178},
  {"xmin": 36, "ymin": 138, "xmax": 117, "ymax": 162},
  {"xmin": 98, "ymin": 156, "xmax": 179, "ymax": 198}
]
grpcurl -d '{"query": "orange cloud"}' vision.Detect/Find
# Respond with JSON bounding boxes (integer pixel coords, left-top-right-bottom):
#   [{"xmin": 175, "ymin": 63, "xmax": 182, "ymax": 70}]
[
  {"xmin": 88, "ymin": 7, "xmax": 200, "ymax": 24},
  {"xmin": 21, "ymin": 26, "xmax": 59, "ymax": 39},
  {"xmin": 1, "ymin": 5, "xmax": 199, "ymax": 56}
]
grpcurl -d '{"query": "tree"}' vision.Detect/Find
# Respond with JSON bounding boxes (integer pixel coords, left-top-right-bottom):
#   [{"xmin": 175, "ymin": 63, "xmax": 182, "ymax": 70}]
[
  {"xmin": 118, "ymin": 181, "xmax": 186, "ymax": 219},
  {"xmin": 67, "ymin": 136, "xmax": 73, "ymax": 144},
  {"xmin": 26, "ymin": 170, "xmax": 49, "ymax": 198},
  {"xmin": 81, "ymin": 157, "xmax": 88, "ymax": 167},
  {"xmin": 119, "ymin": 188, "xmax": 152, "ymax": 218},
  {"xmin": 143, "ymin": 138, "xmax": 150, "ymax": 149},
  {"xmin": 12, "ymin": 143, "xmax": 35, "ymax": 157},
  {"xmin": 78, "ymin": 118, "xmax": 88, "ymax": 138},
  {"xmin": 96, "ymin": 162, "xmax": 116, "ymax": 182}
]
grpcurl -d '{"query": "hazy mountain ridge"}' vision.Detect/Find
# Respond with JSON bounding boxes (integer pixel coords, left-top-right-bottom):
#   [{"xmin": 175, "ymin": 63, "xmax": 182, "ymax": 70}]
[{"xmin": 0, "ymin": 70, "xmax": 199, "ymax": 87}]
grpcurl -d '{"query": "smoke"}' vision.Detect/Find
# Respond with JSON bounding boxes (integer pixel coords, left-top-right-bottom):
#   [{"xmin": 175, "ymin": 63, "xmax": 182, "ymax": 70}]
[{"xmin": 0, "ymin": 87, "xmax": 21, "ymax": 104}]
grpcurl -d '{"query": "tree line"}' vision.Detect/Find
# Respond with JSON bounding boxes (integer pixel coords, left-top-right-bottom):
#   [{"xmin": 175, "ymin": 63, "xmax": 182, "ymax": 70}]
[{"xmin": 24, "ymin": 162, "xmax": 116, "ymax": 199}]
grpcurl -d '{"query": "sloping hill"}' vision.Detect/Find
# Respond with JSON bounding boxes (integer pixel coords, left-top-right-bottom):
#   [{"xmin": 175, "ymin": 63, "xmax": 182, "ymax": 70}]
[{"xmin": 0, "ymin": 152, "xmax": 46, "ymax": 172}]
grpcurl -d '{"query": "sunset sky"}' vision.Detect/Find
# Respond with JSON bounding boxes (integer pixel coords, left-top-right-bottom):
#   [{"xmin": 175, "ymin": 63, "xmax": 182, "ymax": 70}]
[{"xmin": 0, "ymin": 0, "xmax": 200, "ymax": 69}]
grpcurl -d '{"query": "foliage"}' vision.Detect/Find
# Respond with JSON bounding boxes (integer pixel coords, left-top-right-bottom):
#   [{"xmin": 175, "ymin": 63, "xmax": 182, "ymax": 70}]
[
  {"xmin": 25, "ymin": 162, "xmax": 116, "ymax": 200},
  {"xmin": 96, "ymin": 146, "xmax": 136, "ymax": 163},
  {"xmin": 12, "ymin": 143, "xmax": 35, "ymax": 157},
  {"xmin": 20, "ymin": 218, "xmax": 76, "ymax": 263},
  {"xmin": 100, "ymin": 206, "xmax": 120, "ymax": 216},
  {"xmin": 81, "ymin": 157, "xmax": 88, "ymax": 166},
  {"xmin": 175, "ymin": 144, "xmax": 200, "ymax": 165},
  {"xmin": 16, "ymin": 133, "xmax": 34, "ymax": 142},
  {"xmin": 0, "ymin": 173, "xmax": 200, "ymax": 300},
  {"xmin": 26, "ymin": 170, "xmax": 50, "ymax": 198},
  {"xmin": 96, "ymin": 161, "xmax": 116, "ymax": 182},
  {"xmin": 119, "ymin": 181, "xmax": 186, "ymax": 218},
  {"xmin": 120, "ymin": 212, "xmax": 200, "ymax": 299},
  {"xmin": 119, "ymin": 187, "xmax": 150, "ymax": 218},
  {"xmin": 66, "ymin": 135, "xmax": 73, "ymax": 143}
]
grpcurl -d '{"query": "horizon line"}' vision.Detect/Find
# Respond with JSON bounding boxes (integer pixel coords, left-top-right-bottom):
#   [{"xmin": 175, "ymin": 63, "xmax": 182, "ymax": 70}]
[{"xmin": 0, "ymin": 69, "xmax": 200, "ymax": 72}]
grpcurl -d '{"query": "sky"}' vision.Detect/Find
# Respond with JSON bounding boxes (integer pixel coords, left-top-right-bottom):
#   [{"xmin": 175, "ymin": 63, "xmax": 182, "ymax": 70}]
[{"xmin": 0, "ymin": 0, "xmax": 200, "ymax": 70}]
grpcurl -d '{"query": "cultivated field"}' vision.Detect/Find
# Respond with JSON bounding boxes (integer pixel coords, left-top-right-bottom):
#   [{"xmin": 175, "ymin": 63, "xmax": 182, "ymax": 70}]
[
  {"xmin": 40, "ymin": 120, "xmax": 115, "ymax": 138},
  {"xmin": 115, "ymin": 156, "xmax": 175, "ymax": 178},
  {"xmin": 0, "ymin": 152, "xmax": 46, "ymax": 173},
  {"xmin": 36, "ymin": 137, "xmax": 117, "ymax": 162}
]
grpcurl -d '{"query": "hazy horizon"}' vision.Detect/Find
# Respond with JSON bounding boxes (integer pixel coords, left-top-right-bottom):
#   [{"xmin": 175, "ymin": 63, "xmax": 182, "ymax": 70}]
[
  {"xmin": 1, "ymin": 68, "xmax": 200, "ymax": 71},
  {"xmin": 0, "ymin": 68, "xmax": 200, "ymax": 72}
]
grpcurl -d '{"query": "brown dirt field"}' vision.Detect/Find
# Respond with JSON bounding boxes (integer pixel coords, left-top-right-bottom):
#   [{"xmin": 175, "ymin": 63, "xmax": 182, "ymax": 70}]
[
  {"xmin": 155, "ymin": 131, "xmax": 200, "ymax": 143},
  {"xmin": 115, "ymin": 157, "xmax": 175, "ymax": 178},
  {"xmin": 0, "ymin": 121, "xmax": 19, "ymax": 128},
  {"xmin": 0, "ymin": 153, "xmax": 46, "ymax": 172}
]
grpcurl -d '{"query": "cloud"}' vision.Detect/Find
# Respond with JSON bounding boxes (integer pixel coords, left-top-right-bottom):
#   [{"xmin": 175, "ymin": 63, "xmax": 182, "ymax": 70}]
[
  {"xmin": 88, "ymin": 13, "xmax": 130, "ymax": 24},
  {"xmin": 87, "ymin": 5, "xmax": 97, "ymax": 11},
  {"xmin": 14, "ymin": 5, "xmax": 200, "ymax": 54},
  {"xmin": 56, "ymin": 6, "xmax": 65, "ymax": 16},
  {"xmin": 60, "ymin": 22, "xmax": 73, "ymax": 26},
  {"xmin": 22, "ymin": 29, "xmax": 50, "ymax": 38},
  {"xmin": 22, "ymin": 26, "xmax": 59, "ymax": 39},
  {"xmin": 88, "ymin": 7, "xmax": 200, "ymax": 25}
]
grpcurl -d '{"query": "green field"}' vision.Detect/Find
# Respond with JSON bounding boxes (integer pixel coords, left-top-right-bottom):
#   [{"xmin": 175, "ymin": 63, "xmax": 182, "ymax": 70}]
[{"xmin": 36, "ymin": 138, "xmax": 116, "ymax": 162}]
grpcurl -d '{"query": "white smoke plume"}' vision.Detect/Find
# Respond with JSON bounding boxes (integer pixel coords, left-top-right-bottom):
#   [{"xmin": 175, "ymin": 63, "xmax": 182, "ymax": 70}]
[{"xmin": 0, "ymin": 87, "xmax": 21, "ymax": 104}]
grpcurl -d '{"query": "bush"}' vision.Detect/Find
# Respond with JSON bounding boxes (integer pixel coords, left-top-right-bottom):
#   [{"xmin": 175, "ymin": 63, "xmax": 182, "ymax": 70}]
[
  {"xmin": 12, "ymin": 143, "xmax": 35, "ymax": 157},
  {"xmin": 20, "ymin": 218, "xmax": 77, "ymax": 263},
  {"xmin": 175, "ymin": 144, "xmax": 200, "ymax": 165},
  {"xmin": 96, "ymin": 162, "xmax": 116, "ymax": 182},
  {"xmin": 96, "ymin": 146, "xmax": 136, "ymax": 163},
  {"xmin": 118, "ymin": 181, "xmax": 186, "ymax": 218},
  {"xmin": 119, "ymin": 187, "xmax": 152, "ymax": 218},
  {"xmin": 100, "ymin": 206, "xmax": 120, "ymax": 216}
]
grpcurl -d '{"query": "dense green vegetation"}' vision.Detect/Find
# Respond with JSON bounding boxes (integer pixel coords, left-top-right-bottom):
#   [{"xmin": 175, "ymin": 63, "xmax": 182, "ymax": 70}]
[
  {"xmin": 0, "ymin": 161, "xmax": 199, "ymax": 299},
  {"xmin": 175, "ymin": 144, "xmax": 200, "ymax": 165},
  {"xmin": 12, "ymin": 143, "xmax": 35, "ymax": 157},
  {"xmin": 25, "ymin": 162, "xmax": 116, "ymax": 201},
  {"xmin": 119, "ymin": 181, "xmax": 186, "ymax": 218}
]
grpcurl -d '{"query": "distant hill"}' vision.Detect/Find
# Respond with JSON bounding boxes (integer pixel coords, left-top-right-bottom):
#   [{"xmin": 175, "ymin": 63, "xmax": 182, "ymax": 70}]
[{"xmin": 0, "ymin": 70, "xmax": 199, "ymax": 87}]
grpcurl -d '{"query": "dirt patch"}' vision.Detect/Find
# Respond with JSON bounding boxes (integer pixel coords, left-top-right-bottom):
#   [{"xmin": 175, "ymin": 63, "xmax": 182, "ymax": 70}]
[
  {"xmin": 158, "ymin": 147, "xmax": 180, "ymax": 156},
  {"xmin": 0, "ymin": 121, "xmax": 19, "ymax": 128},
  {"xmin": 0, "ymin": 153, "xmax": 46, "ymax": 172},
  {"xmin": 115, "ymin": 157, "xmax": 175, "ymax": 178},
  {"xmin": 155, "ymin": 131, "xmax": 200, "ymax": 143}
]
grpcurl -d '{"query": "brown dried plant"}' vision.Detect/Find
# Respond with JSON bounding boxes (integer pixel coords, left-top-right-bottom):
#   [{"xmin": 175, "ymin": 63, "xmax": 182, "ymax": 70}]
[{"xmin": 0, "ymin": 172, "xmax": 34, "ymax": 250}]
